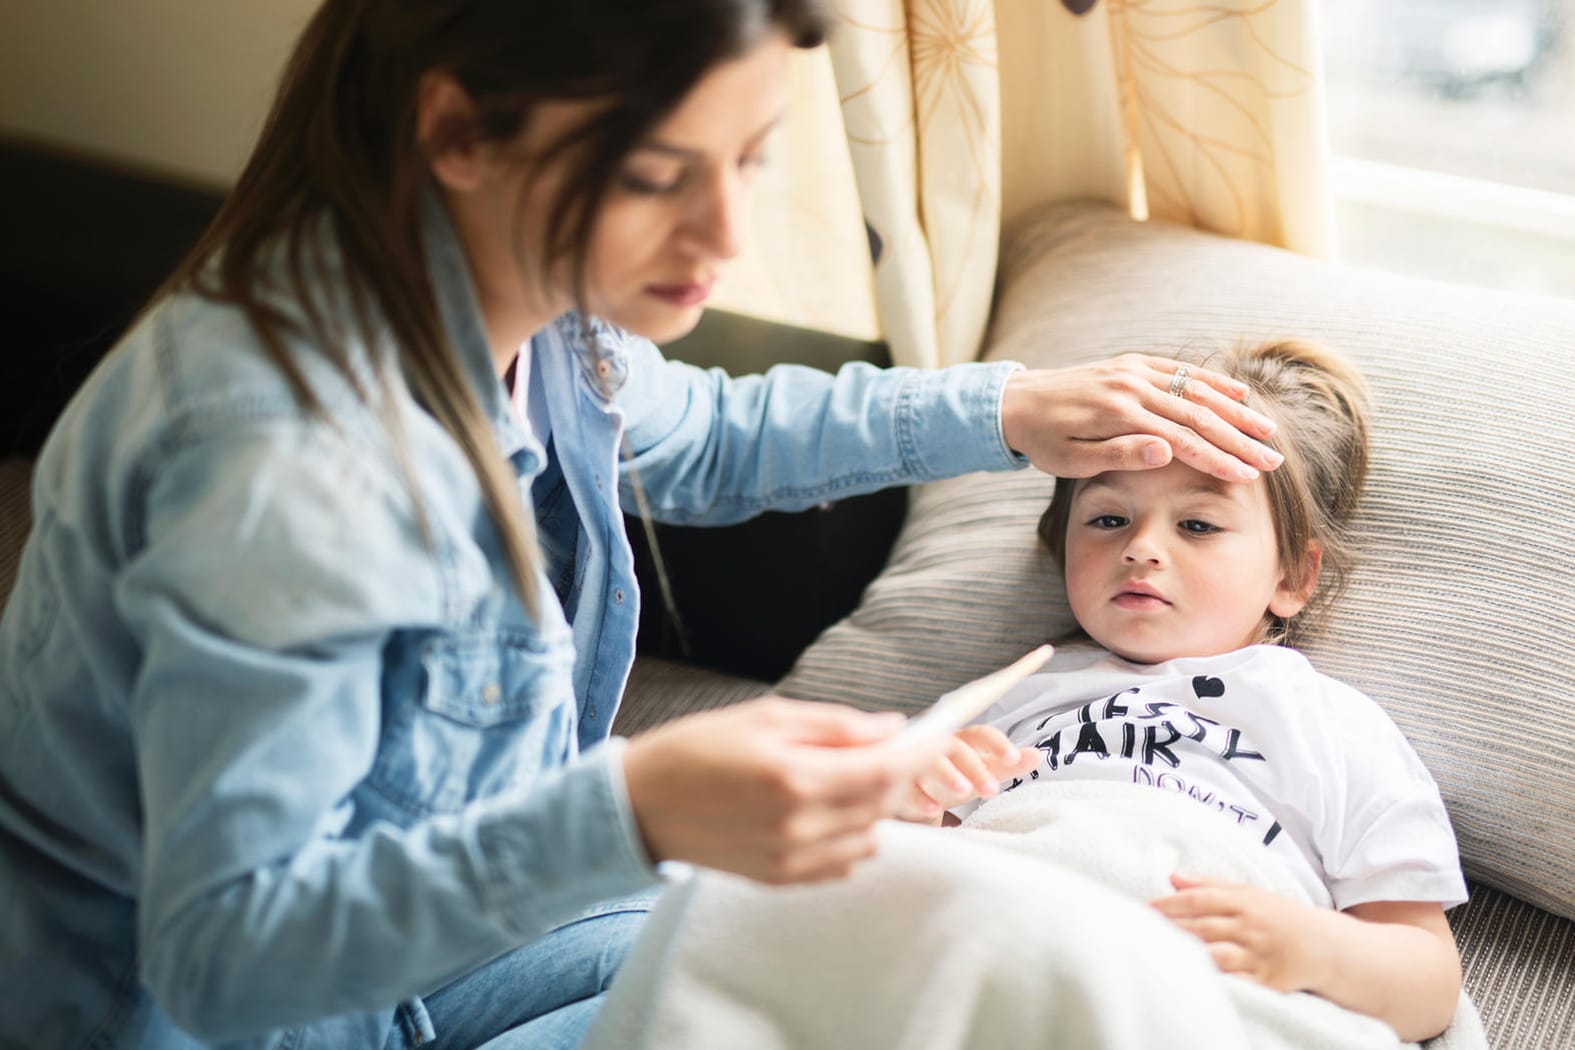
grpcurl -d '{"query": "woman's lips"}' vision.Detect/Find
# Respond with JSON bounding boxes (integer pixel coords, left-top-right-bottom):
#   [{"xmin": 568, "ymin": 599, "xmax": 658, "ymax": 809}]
[{"xmin": 646, "ymin": 281, "xmax": 714, "ymax": 307}]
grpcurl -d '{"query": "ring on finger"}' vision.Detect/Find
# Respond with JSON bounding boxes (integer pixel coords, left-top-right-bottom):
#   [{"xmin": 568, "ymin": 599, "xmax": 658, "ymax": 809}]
[{"xmin": 1167, "ymin": 366, "xmax": 1192, "ymax": 399}]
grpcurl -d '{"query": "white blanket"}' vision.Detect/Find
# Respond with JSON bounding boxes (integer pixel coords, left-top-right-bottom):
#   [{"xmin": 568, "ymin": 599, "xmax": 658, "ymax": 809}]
[{"xmin": 584, "ymin": 782, "xmax": 1487, "ymax": 1050}]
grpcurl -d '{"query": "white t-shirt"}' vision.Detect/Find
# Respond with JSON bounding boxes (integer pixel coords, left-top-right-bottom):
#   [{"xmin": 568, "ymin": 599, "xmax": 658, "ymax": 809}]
[{"xmin": 958, "ymin": 644, "xmax": 1468, "ymax": 911}]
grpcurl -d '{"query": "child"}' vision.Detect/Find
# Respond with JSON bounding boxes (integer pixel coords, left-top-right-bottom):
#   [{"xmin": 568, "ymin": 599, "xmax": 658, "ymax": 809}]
[{"xmin": 900, "ymin": 340, "xmax": 1467, "ymax": 1043}]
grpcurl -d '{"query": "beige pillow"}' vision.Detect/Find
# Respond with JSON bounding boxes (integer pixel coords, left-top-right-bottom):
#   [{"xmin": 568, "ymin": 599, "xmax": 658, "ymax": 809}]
[{"xmin": 779, "ymin": 202, "xmax": 1575, "ymax": 922}]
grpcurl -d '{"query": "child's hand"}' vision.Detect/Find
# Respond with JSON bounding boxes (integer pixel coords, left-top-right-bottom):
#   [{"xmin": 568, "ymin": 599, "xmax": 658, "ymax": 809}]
[
  {"xmin": 894, "ymin": 725, "xmax": 1039, "ymax": 824},
  {"xmin": 1149, "ymin": 873, "xmax": 1328, "ymax": 993}
]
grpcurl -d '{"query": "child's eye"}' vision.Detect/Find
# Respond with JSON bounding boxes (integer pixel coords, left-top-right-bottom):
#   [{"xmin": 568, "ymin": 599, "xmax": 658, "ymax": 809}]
[
  {"xmin": 1088, "ymin": 514, "xmax": 1127, "ymax": 529},
  {"xmin": 1179, "ymin": 519, "xmax": 1221, "ymax": 535}
]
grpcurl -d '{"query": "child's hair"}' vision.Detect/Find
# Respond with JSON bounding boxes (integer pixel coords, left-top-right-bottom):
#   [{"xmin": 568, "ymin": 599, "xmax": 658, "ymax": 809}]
[{"xmin": 1037, "ymin": 340, "xmax": 1372, "ymax": 648}]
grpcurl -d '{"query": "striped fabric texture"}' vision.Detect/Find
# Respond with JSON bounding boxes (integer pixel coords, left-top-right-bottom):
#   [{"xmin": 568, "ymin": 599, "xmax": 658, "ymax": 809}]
[
  {"xmin": 0, "ymin": 459, "xmax": 31, "ymax": 611},
  {"xmin": 783, "ymin": 201, "xmax": 1575, "ymax": 923},
  {"xmin": 614, "ymin": 655, "xmax": 772, "ymax": 736},
  {"xmin": 1449, "ymin": 882, "xmax": 1575, "ymax": 1048}
]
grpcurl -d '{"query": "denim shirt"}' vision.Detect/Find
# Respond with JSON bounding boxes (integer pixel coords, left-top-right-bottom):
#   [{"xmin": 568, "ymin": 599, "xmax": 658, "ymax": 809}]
[{"xmin": 0, "ymin": 198, "xmax": 1025, "ymax": 1048}]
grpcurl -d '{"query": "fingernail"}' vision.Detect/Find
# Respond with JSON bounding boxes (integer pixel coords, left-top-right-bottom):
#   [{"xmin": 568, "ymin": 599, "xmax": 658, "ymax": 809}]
[
  {"xmin": 1263, "ymin": 447, "xmax": 1284, "ymax": 465},
  {"xmin": 1236, "ymin": 465, "xmax": 1259, "ymax": 482},
  {"xmin": 1143, "ymin": 443, "xmax": 1168, "ymax": 466}
]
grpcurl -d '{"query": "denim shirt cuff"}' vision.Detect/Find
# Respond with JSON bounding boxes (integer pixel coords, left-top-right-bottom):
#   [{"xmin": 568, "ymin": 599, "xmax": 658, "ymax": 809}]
[
  {"xmin": 992, "ymin": 360, "xmax": 1031, "ymax": 468},
  {"xmin": 470, "ymin": 739, "xmax": 659, "ymax": 939},
  {"xmin": 901, "ymin": 359, "xmax": 1030, "ymax": 479},
  {"xmin": 603, "ymin": 736, "xmax": 656, "ymax": 872}
]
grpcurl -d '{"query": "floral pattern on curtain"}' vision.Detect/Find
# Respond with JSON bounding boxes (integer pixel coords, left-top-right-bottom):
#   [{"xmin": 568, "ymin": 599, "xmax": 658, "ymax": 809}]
[
  {"xmin": 711, "ymin": 0, "xmax": 1332, "ymax": 367},
  {"xmin": 1005, "ymin": 0, "xmax": 1331, "ymax": 254},
  {"xmin": 826, "ymin": 0, "xmax": 1003, "ymax": 368}
]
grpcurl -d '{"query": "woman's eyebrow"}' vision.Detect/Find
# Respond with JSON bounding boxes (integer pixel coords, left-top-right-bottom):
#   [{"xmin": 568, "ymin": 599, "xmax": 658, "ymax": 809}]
[
  {"xmin": 631, "ymin": 142, "xmax": 700, "ymax": 160},
  {"xmin": 637, "ymin": 114, "xmax": 786, "ymax": 160}
]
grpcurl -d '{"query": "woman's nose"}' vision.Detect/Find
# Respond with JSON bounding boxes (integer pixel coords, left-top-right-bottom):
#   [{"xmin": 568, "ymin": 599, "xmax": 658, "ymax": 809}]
[{"xmin": 681, "ymin": 169, "xmax": 746, "ymax": 261}]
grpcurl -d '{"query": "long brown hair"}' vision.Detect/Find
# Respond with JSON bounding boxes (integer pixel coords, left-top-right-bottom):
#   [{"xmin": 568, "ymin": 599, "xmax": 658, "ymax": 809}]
[
  {"xmin": 160, "ymin": 0, "xmax": 829, "ymax": 616},
  {"xmin": 1038, "ymin": 340, "xmax": 1372, "ymax": 648}
]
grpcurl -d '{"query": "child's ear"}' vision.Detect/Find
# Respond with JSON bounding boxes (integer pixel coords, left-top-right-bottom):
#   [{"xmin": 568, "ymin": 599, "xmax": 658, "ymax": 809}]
[
  {"xmin": 1269, "ymin": 544, "xmax": 1323, "ymax": 619},
  {"xmin": 418, "ymin": 71, "xmax": 496, "ymax": 192}
]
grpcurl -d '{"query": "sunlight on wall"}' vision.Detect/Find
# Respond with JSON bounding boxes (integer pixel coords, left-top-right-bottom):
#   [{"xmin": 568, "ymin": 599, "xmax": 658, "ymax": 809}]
[
  {"xmin": 708, "ymin": 46, "xmax": 881, "ymax": 341},
  {"xmin": 0, "ymin": 1, "xmax": 318, "ymax": 187}
]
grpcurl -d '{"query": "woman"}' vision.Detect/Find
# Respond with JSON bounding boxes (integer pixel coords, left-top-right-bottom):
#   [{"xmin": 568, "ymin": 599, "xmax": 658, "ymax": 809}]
[{"xmin": 0, "ymin": 1, "xmax": 1281, "ymax": 1047}]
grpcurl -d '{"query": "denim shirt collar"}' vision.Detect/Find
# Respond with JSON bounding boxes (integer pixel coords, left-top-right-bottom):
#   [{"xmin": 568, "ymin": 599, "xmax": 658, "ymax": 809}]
[
  {"xmin": 418, "ymin": 189, "xmax": 637, "ymax": 461},
  {"xmin": 420, "ymin": 189, "xmax": 535, "ymax": 463}
]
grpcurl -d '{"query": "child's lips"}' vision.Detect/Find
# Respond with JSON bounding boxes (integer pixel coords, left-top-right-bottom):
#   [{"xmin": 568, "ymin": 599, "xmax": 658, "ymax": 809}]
[{"xmin": 1113, "ymin": 584, "xmax": 1170, "ymax": 609}]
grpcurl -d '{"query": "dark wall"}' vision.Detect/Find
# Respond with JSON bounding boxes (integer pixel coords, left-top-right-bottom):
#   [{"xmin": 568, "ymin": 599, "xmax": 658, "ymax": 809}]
[
  {"xmin": 0, "ymin": 141, "xmax": 225, "ymax": 457},
  {"xmin": 0, "ymin": 139, "xmax": 903, "ymax": 681},
  {"xmin": 634, "ymin": 311, "xmax": 904, "ymax": 681}
]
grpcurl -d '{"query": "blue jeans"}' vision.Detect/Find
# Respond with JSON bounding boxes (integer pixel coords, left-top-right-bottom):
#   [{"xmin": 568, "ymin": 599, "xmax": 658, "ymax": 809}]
[{"xmin": 382, "ymin": 889, "xmax": 657, "ymax": 1050}]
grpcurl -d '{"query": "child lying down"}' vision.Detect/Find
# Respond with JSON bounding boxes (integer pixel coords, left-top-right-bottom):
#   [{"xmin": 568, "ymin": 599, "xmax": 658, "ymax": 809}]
[{"xmin": 583, "ymin": 342, "xmax": 1475, "ymax": 1050}]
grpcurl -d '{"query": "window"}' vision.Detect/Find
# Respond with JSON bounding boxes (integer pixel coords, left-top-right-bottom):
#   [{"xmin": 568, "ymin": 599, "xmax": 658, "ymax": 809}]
[{"xmin": 1320, "ymin": 0, "xmax": 1575, "ymax": 298}]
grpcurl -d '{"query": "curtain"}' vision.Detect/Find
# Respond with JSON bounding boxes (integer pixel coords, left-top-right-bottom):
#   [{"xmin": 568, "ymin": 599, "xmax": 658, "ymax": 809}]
[
  {"xmin": 706, "ymin": 45, "xmax": 885, "ymax": 345},
  {"xmin": 1001, "ymin": 0, "xmax": 1332, "ymax": 256},
  {"xmin": 823, "ymin": 0, "xmax": 1004, "ymax": 370},
  {"xmin": 709, "ymin": 0, "xmax": 1003, "ymax": 369},
  {"xmin": 711, "ymin": 0, "xmax": 1332, "ymax": 368}
]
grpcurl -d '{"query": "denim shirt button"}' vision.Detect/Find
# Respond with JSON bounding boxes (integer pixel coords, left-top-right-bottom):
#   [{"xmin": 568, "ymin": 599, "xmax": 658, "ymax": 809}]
[
  {"xmin": 481, "ymin": 682, "xmax": 503, "ymax": 705},
  {"xmin": 613, "ymin": 588, "xmax": 624, "ymax": 604}
]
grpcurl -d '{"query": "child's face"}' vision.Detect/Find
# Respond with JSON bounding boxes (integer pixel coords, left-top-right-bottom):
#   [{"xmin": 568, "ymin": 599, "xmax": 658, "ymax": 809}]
[{"xmin": 1062, "ymin": 460, "xmax": 1312, "ymax": 664}]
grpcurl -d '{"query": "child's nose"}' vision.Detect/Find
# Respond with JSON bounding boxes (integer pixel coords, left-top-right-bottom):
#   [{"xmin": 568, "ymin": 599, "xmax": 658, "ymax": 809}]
[{"xmin": 1121, "ymin": 524, "xmax": 1165, "ymax": 565}]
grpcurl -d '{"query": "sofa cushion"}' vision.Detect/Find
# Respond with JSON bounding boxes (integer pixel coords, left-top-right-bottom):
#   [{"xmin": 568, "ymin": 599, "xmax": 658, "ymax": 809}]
[
  {"xmin": 778, "ymin": 202, "xmax": 1575, "ymax": 926},
  {"xmin": 0, "ymin": 458, "xmax": 31, "ymax": 611},
  {"xmin": 614, "ymin": 654, "xmax": 772, "ymax": 736},
  {"xmin": 1447, "ymin": 881, "xmax": 1575, "ymax": 1049}
]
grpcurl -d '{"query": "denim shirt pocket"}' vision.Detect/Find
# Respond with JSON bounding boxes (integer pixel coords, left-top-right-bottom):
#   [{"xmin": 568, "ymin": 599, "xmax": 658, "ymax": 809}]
[{"xmin": 366, "ymin": 628, "xmax": 577, "ymax": 818}]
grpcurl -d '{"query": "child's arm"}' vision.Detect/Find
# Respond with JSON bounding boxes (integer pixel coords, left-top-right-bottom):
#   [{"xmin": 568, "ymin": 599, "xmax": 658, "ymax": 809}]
[
  {"xmin": 894, "ymin": 725, "xmax": 1040, "ymax": 824},
  {"xmin": 1151, "ymin": 873, "xmax": 1462, "ymax": 1042}
]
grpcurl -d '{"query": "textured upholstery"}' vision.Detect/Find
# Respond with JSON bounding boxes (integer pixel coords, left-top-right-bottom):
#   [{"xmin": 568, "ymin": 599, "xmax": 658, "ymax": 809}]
[
  {"xmin": 777, "ymin": 201, "xmax": 1575, "ymax": 1047},
  {"xmin": 614, "ymin": 655, "xmax": 772, "ymax": 736},
  {"xmin": 1447, "ymin": 883, "xmax": 1575, "ymax": 1048},
  {"xmin": 0, "ymin": 458, "xmax": 30, "ymax": 611}
]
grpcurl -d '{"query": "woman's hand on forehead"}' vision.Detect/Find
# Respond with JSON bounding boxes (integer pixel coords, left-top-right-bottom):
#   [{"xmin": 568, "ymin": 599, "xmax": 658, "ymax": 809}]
[{"xmin": 1000, "ymin": 354, "xmax": 1283, "ymax": 483}]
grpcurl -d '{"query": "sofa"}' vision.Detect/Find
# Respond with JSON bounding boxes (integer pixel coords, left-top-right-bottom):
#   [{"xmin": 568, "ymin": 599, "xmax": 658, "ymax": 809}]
[{"xmin": 2, "ymin": 151, "xmax": 1570, "ymax": 1046}]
